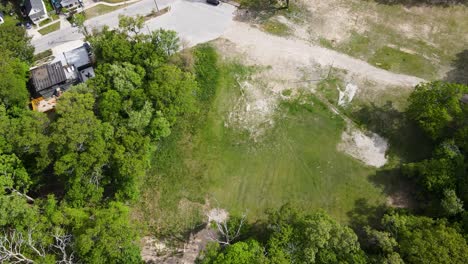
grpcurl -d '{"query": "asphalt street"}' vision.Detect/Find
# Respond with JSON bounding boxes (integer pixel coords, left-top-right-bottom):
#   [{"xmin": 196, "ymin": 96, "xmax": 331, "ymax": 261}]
[{"xmin": 32, "ymin": 0, "xmax": 235, "ymax": 54}]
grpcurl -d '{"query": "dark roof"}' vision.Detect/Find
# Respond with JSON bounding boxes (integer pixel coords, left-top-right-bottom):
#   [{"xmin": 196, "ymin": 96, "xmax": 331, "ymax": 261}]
[
  {"xmin": 25, "ymin": 0, "xmax": 46, "ymax": 15},
  {"xmin": 30, "ymin": 62, "xmax": 67, "ymax": 92}
]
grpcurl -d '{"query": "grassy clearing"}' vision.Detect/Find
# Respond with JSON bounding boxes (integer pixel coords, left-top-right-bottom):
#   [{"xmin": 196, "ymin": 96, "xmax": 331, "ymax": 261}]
[
  {"xmin": 202, "ymin": 91, "xmax": 385, "ymax": 221},
  {"xmin": 82, "ymin": 4, "xmax": 122, "ymax": 20},
  {"xmin": 136, "ymin": 46, "xmax": 389, "ymax": 236},
  {"xmin": 262, "ymin": 19, "xmax": 291, "ymax": 36},
  {"xmin": 38, "ymin": 21, "xmax": 60, "ymax": 35}
]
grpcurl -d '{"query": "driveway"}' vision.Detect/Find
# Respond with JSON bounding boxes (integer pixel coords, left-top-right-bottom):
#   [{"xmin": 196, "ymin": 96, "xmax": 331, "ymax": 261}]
[{"xmin": 32, "ymin": 0, "xmax": 236, "ymax": 54}]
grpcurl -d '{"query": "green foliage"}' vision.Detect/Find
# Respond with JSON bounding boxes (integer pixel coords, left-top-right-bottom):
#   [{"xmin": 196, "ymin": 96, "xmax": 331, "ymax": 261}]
[
  {"xmin": 403, "ymin": 140, "xmax": 464, "ymax": 194},
  {"xmin": 0, "ymin": 153, "xmax": 31, "ymax": 194},
  {"xmin": 266, "ymin": 205, "xmax": 367, "ymax": 264},
  {"xmin": 0, "ymin": 24, "xmax": 34, "ymax": 63},
  {"xmin": 200, "ymin": 240, "xmax": 267, "ymax": 264},
  {"xmin": 441, "ymin": 189, "xmax": 464, "ymax": 216},
  {"xmin": 407, "ymin": 81, "xmax": 468, "ymax": 140},
  {"xmin": 199, "ymin": 206, "xmax": 366, "ymax": 264},
  {"xmin": 0, "ymin": 53, "xmax": 29, "ymax": 108},
  {"xmin": 381, "ymin": 213, "xmax": 468, "ymax": 264},
  {"xmin": 74, "ymin": 202, "xmax": 141, "ymax": 264},
  {"xmin": 146, "ymin": 64, "xmax": 198, "ymax": 125}
]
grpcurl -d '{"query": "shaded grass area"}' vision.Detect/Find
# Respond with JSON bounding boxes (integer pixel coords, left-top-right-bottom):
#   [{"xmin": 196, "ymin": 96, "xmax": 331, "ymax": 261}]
[{"xmin": 38, "ymin": 21, "xmax": 60, "ymax": 35}]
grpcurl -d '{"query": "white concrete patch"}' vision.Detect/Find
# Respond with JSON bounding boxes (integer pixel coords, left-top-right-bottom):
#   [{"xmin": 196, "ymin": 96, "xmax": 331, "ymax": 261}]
[
  {"xmin": 337, "ymin": 83, "xmax": 358, "ymax": 106},
  {"xmin": 338, "ymin": 128, "xmax": 388, "ymax": 168}
]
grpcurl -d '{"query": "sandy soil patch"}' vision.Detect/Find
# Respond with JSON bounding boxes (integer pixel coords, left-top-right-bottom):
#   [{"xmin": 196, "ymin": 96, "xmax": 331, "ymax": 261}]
[{"xmin": 338, "ymin": 128, "xmax": 389, "ymax": 168}]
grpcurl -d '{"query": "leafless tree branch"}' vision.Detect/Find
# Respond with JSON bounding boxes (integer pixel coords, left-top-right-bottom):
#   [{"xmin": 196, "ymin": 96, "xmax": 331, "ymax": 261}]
[{"xmin": 52, "ymin": 233, "xmax": 75, "ymax": 264}]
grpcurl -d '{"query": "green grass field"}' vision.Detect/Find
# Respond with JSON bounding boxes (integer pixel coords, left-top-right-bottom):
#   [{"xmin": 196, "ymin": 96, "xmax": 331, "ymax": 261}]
[
  {"xmin": 137, "ymin": 58, "xmax": 387, "ymax": 236},
  {"xmin": 200, "ymin": 91, "xmax": 385, "ymax": 221}
]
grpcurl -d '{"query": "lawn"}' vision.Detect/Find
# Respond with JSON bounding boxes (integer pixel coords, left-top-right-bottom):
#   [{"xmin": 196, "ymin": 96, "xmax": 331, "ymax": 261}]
[
  {"xmin": 82, "ymin": 4, "xmax": 123, "ymax": 20},
  {"xmin": 38, "ymin": 21, "xmax": 60, "ymax": 35},
  {"xmin": 200, "ymin": 90, "xmax": 384, "ymax": 221},
  {"xmin": 136, "ymin": 56, "xmax": 387, "ymax": 236}
]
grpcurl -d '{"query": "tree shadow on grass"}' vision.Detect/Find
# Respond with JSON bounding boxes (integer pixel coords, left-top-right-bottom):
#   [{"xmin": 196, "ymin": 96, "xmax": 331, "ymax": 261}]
[
  {"xmin": 373, "ymin": 0, "xmax": 467, "ymax": 7},
  {"xmin": 445, "ymin": 49, "xmax": 468, "ymax": 85},
  {"xmin": 347, "ymin": 198, "xmax": 388, "ymax": 243},
  {"xmin": 352, "ymin": 101, "xmax": 432, "ymax": 163}
]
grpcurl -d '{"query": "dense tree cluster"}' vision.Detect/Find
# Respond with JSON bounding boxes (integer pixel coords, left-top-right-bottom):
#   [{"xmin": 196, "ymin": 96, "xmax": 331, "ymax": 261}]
[
  {"xmin": 0, "ymin": 15, "xmax": 207, "ymax": 263},
  {"xmin": 404, "ymin": 81, "xmax": 468, "ymax": 216}
]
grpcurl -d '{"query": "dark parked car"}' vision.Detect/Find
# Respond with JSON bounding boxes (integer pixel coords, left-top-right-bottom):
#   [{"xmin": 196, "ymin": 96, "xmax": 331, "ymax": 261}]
[{"xmin": 207, "ymin": 0, "xmax": 220, "ymax": 6}]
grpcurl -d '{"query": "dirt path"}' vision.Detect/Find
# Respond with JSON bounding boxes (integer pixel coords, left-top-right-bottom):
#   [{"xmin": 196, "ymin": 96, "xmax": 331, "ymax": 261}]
[{"xmin": 221, "ymin": 22, "xmax": 424, "ymax": 87}]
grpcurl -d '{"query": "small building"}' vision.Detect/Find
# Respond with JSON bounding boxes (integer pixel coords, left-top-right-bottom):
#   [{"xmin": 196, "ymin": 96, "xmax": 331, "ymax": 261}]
[
  {"xmin": 0, "ymin": 12, "xmax": 4, "ymax": 25},
  {"xmin": 30, "ymin": 43, "xmax": 95, "ymax": 112},
  {"xmin": 24, "ymin": 0, "xmax": 49, "ymax": 24}
]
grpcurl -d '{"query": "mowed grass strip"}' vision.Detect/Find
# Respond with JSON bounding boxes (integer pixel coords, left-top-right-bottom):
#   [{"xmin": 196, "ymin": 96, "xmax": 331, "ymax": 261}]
[
  {"xmin": 82, "ymin": 4, "xmax": 123, "ymax": 20},
  {"xmin": 38, "ymin": 21, "xmax": 60, "ymax": 35}
]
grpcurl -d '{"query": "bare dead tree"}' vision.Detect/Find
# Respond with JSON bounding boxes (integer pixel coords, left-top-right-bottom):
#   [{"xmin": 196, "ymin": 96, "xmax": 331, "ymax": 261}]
[
  {"xmin": 208, "ymin": 213, "xmax": 247, "ymax": 246},
  {"xmin": 53, "ymin": 233, "xmax": 75, "ymax": 264},
  {"xmin": 0, "ymin": 229, "xmax": 45, "ymax": 263}
]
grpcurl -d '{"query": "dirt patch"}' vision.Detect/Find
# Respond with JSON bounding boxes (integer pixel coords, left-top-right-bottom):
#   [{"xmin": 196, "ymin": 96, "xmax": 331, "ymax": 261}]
[{"xmin": 338, "ymin": 128, "xmax": 389, "ymax": 168}]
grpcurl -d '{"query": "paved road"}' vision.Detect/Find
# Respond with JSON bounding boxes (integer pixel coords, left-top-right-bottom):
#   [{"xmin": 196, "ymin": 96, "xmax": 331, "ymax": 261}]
[{"xmin": 32, "ymin": 0, "xmax": 235, "ymax": 54}]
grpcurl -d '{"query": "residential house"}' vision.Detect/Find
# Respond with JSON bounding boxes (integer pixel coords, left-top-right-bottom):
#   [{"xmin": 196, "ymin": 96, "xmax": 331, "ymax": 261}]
[
  {"xmin": 30, "ymin": 43, "xmax": 95, "ymax": 112},
  {"xmin": 24, "ymin": 0, "xmax": 49, "ymax": 24}
]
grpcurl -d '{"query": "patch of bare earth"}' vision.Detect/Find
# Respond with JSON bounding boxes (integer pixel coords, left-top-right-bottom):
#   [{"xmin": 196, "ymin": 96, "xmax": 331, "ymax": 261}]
[
  {"xmin": 141, "ymin": 208, "xmax": 228, "ymax": 264},
  {"xmin": 338, "ymin": 128, "xmax": 389, "ymax": 168}
]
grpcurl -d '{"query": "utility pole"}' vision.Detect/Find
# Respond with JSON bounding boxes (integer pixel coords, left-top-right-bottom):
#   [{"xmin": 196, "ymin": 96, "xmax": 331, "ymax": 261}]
[{"xmin": 153, "ymin": 0, "xmax": 160, "ymax": 12}]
